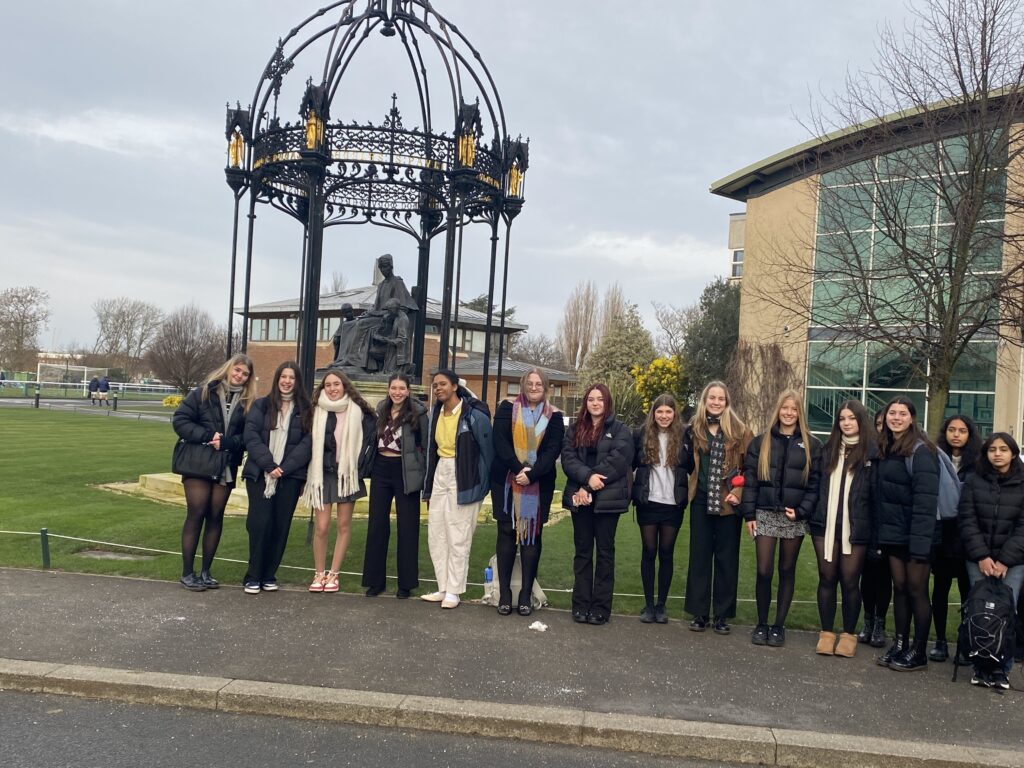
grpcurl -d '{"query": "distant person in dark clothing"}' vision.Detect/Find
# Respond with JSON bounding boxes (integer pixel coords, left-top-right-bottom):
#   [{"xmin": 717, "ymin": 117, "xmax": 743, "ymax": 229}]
[
  {"xmin": 87, "ymin": 376, "xmax": 100, "ymax": 405},
  {"xmin": 97, "ymin": 376, "xmax": 110, "ymax": 406}
]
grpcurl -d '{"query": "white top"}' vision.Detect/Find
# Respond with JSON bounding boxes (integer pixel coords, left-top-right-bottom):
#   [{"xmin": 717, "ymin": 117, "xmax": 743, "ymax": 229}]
[{"xmin": 648, "ymin": 431, "xmax": 676, "ymax": 506}]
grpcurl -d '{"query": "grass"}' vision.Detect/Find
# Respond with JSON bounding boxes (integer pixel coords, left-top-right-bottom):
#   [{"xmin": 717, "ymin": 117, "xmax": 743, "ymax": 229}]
[{"xmin": 0, "ymin": 409, "xmax": 824, "ymax": 629}]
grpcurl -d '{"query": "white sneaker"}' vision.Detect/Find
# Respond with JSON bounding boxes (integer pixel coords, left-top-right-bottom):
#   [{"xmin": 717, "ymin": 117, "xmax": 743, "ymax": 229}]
[
  {"xmin": 441, "ymin": 593, "xmax": 460, "ymax": 609},
  {"xmin": 420, "ymin": 591, "xmax": 445, "ymax": 602}
]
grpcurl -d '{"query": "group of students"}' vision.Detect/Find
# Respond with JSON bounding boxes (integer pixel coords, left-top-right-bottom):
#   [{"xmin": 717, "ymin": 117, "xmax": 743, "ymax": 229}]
[{"xmin": 170, "ymin": 355, "xmax": 1023, "ymax": 688}]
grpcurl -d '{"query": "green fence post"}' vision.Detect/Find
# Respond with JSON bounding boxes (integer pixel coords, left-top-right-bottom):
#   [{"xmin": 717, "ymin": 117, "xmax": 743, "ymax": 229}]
[{"xmin": 40, "ymin": 528, "xmax": 50, "ymax": 568}]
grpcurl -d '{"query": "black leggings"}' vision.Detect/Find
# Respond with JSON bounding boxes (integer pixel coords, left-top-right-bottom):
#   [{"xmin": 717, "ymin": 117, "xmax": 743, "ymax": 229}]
[
  {"xmin": 181, "ymin": 478, "xmax": 232, "ymax": 577},
  {"xmin": 640, "ymin": 522, "xmax": 680, "ymax": 606},
  {"xmin": 755, "ymin": 535, "xmax": 804, "ymax": 626},
  {"xmin": 931, "ymin": 555, "xmax": 969, "ymax": 642},
  {"xmin": 812, "ymin": 534, "xmax": 866, "ymax": 634},
  {"xmin": 860, "ymin": 552, "xmax": 892, "ymax": 620},
  {"xmin": 888, "ymin": 552, "xmax": 932, "ymax": 650},
  {"xmin": 495, "ymin": 517, "xmax": 543, "ymax": 607}
]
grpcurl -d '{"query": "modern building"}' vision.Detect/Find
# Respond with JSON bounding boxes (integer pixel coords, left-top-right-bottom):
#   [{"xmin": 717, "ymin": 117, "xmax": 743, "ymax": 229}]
[{"xmin": 710, "ymin": 99, "xmax": 1023, "ymax": 436}]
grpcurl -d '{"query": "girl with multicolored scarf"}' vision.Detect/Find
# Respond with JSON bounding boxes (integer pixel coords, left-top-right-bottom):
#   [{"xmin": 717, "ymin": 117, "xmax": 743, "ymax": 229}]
[{"xmin": 490, "ymin": 368, "xmax": 565, "ymax": 616}]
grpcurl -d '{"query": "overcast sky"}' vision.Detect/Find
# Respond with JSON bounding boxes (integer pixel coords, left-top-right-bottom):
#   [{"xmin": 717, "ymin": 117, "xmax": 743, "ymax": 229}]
[{"xmin": 2, "ymin": 0, "xmax": 909, "ymax": 351}]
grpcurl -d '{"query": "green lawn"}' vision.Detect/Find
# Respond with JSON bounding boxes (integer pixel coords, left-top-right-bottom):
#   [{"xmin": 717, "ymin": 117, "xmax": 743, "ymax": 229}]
[{"xmin": 0, "ymin": 409, "xmax": 824, "ymax": 628}]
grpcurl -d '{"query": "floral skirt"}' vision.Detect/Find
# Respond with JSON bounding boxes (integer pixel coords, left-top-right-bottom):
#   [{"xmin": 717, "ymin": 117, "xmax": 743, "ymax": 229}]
[{"xmin": 755, "ymin": 508, "xmax": 808, "ymax": 539}]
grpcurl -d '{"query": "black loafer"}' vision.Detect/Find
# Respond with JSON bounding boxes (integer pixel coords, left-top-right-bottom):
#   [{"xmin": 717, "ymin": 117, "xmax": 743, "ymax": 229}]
[
  {"xmin": 200, "ymin": 571, "xmax": 219, "ymax": 589},
  {"xmin": 572, "ymin": 610, "xmax": 589, "ymax": 624},
  {"xmin": 587, "ymin": 613, "xmax": 608, "ymax": 626},
  {"xmin": 365, "ymin": 586, "xmax": 384, "ymax": 597},
  {"xmin": 396, "ymin": 588, "xmax": 411, "ymax": 599},
  {"xmin": 689, "ymin": 615, "xmax": 709, "ymax": 632},
  {"xmin": 497, "ymin": 604, "xmax": 512, "ymax": 616},
  {"xmin": 713, "ymin": 617, "xmax": 731, "ymax": 635},
  {"xmin": 518, "ymin": 604, "xmax": 533, "ymax": 617}
]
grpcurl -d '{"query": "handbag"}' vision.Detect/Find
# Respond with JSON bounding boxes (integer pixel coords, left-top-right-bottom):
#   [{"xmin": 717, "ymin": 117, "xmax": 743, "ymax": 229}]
[{"xmin": 172, "ymin": 439, "xmax": 225, "ymax": 480}]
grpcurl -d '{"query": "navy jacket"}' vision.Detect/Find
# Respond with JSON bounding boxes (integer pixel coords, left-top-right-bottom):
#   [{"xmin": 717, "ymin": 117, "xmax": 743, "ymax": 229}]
[
  {"xmin": 241, "ymin": 396, "xmax": 312, "ymax": 482},
  {"xmin": 423, "ymin": 390, "xmax": 494, "ymax": 505}
]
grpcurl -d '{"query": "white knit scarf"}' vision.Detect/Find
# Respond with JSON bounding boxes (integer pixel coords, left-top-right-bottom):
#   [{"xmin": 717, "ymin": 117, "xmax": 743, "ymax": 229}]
[
  {"xmin": 302, "ymin": 391, "xmax": 363, "ymax": 510},
  {"xmin": 263, "ymin": 394, "xmax": 293, "ymax": 499},
  {"xmin": 824, "ymin": 435, "xmax": 858, "ymax": 562}
]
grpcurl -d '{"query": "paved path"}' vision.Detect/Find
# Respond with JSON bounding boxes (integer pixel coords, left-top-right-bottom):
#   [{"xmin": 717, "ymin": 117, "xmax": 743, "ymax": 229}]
[{"xmin": 2, "ymin": 569, "xmax": 1022, "ymax": 766}]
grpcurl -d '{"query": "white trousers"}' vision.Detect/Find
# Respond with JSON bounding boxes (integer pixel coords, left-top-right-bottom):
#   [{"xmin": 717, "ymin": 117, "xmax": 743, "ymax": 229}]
[{"xmin": 427, "ymin": 457, "xmax": 481, "ymax": 595}]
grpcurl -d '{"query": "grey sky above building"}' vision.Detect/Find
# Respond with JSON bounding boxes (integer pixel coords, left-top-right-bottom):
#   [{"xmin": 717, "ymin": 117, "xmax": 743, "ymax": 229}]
[{"xmin": 2, "ymin": 1, "xmax": 907, "ymax": 350}]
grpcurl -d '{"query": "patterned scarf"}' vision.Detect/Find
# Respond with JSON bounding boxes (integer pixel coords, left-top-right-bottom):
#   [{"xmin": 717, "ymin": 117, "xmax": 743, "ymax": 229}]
[
  {"xmin": 706, "ymin": 415, "xmax": 726, "ymax": 516},
  {"xmin": 504, "ymin": 395, "xmax": 551, "ymax": 545}
]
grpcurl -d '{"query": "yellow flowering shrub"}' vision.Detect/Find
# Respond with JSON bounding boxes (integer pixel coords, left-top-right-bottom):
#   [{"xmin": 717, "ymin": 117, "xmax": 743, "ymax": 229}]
[
  {"xmin": 632, "ymin": 356, "xmax": 686, "ymax": 412},
  {"xmin": 163, "ymin": 395, "xmax": 183, "ymax": 408}
]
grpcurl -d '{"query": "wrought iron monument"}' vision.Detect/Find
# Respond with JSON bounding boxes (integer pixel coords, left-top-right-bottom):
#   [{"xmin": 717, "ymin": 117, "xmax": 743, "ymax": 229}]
[{"xmin": 223, "ymin": 0, "xmax": 528, "ymax": 399}]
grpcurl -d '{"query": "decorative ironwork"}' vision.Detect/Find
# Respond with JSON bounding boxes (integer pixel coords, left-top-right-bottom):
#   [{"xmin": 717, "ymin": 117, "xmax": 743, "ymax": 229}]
[{"xmin": 224, "ymin": 0, "xmax": 529, "ymax": 397}]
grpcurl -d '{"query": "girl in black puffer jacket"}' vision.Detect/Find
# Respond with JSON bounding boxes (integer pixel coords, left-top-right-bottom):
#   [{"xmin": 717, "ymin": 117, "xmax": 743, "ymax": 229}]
[
  {"xmin": 810, "ymin": 399, "xmax": 875, "ymax": 658},
  {"xmin": 742, "ymin": 389, "xmax": 822, "ymax": 648},
  {"xmin": 874, "ymin": 396, "xmax": 939, "ymax": 673},
  {"xmin": 562, "ymin": 383, "xmax": 634, "ymax": 625},
  {"xmin": 958, "ymin": 432, "xmax": 1024, "ymax": 687}
]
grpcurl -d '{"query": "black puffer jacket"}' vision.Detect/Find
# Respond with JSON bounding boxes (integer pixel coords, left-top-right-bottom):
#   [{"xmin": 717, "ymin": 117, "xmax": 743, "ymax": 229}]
[
  {"xmin": 958, "ymin": 468, "xmax": 1024, "ymax": 567},
  {"xmin": 490, "ymin": 400, "xmax": 565, "ymax": 522},
  {"xmin": 810, "ymin": 441, "xmax": 876, "ymax": 543},
  {"xmin": 172, "ymin": 382, "xmax": 249, "ymax": 480},
  {"xmin": 874, "ymin": 444, "xmax": 939, "ymax": 560},
  {"xmin": 241, "ymin": 396, "xmax": 312, "ymax": 482},
  {"xmin": 315, "ymin": 410, "xmax": 377, "ymax": 480},
  {"xmin": 740, "ymin": 427, "xmax": 822, "ymax": 522},
  {"xmin": 562, "ymin": 414, "xmax": 634, "ymax": 514},
  {"xmin": 632, "ymin": 427, "xmax": 693, "ymax": 508}
]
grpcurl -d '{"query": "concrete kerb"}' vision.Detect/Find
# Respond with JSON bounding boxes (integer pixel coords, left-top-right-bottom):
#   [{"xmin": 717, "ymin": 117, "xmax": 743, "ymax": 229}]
[{"xmin": 2, "ymin": 657, "xmax": 1023, "ymax": 768}]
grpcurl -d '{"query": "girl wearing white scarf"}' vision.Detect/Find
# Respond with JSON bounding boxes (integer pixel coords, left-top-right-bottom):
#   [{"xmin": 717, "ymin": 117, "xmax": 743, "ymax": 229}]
[
  {"xmin": 303, "ymin": 371, "xmax": 373, "ymax": 593},
  {"xmin": 810, "ymin": 400, "xmax": 875, "ymax": 658}
]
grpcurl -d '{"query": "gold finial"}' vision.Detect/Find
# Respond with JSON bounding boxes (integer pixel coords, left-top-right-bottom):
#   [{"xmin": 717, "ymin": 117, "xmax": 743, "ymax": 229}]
[{"xmin": 228, "ymin": 129, "xmax": 244, "ymax": 168}]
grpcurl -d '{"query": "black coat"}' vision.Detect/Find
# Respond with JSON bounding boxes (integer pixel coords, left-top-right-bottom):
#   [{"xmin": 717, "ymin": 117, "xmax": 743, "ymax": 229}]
[
  {"xmin": 958, "ymin": 469, "xmax": 1024, "ymax": 568},
  {"xmin": 740, "ymin": 427, "xmax": 822, "ymax": 523},
  {"xmin": 874, "ymin": 444, "xmax": 940, "ymax": 560},
  {"xmin": 241, "ymin": 397, "xmax": 313, "ymax": 482},
  {"xmin": 172, "ymin": 383, "xmax": 248, "ymax": 480},
  {"xmin": 489, "ymin": 400, "xmax": 565, "ymax": 522},
  {"xmin": 631, "ymin": 427, "xmax": 693, "ymax": 508},
  {"xmin": 561, "ymin": 415, "xmax": 634, "ymax": 514},
  {"xmin": 810, "ymin": 441, "xmax": 876, "ymax": 544},
  {"xmin": 365, "ymin": 399, "xmax": 430, "ymax": 495}
]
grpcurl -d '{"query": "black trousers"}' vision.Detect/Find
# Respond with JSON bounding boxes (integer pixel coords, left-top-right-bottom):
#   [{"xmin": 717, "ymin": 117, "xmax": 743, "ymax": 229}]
[
  {"xmin": 571, "ymin": 506, "xmax": 620, "ymax": 619},
  {"xmin": 362, "ymin": 454, "xmax": 421, "ymax": 591},
  {"xmin": 244, "ymin": 476, "xmax": 303, "ymax": 584},
  {"xmin": 684, "ymin": 504, "xmax": 742, "ymax": 619}
]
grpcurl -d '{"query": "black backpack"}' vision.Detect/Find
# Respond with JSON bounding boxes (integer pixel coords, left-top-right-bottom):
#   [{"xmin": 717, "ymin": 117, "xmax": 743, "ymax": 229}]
[{"xmin": 952, "ymin": 576, "xmax": 1017, "ymax": 681}]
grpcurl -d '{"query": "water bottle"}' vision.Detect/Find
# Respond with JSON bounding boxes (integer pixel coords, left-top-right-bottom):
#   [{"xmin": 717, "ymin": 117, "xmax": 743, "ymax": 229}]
[{"xmin": 484, "ymin": 566, "xmax": 493, "ymax": 584}]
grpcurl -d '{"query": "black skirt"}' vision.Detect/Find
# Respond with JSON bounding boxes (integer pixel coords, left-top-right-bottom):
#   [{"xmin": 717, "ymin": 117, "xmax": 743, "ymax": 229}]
[{"xmin": 636, "ymin": 501, "xmax": 684, "ymax": 528}]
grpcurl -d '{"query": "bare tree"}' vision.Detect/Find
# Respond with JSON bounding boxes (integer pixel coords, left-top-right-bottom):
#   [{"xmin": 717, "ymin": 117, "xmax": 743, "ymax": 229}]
[
  {"xmin": 0, "ymin": 286, "xmax": 50, "ymax": 371},
  {"xmin": 725, "ymin": 340, "xmax": 800, "ymax": 432},
  {"xmin": 146, "ymin": 304, "xmax": 224, "ymax": 393},
  {"xmin": 507, "ymin": 332, "xmax": 567, "ymax": 370},
  {"xmin": 652, "ymin": 301, "xmax": 698, "ymax": 358},
  {"xmin": 596, "ymin": 282, "xmax": 627, "ymax": 343},
  {"xmin": 749, "ymin": 0, "xmax": 1024, "ymax": 433},
  {"xmin": 556, "ymin": 280, "xmax": 599, "ymax": 371},
  {"xmin": 324, "ymin": 270, "xmax": 348, "ymax": 293},
  {"xmin": 93, "ymin": 297, "xmax": 163, "ymax": 379}
]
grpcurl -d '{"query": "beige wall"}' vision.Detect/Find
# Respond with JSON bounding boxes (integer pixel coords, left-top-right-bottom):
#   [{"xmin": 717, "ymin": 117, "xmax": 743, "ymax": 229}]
[
  {"xmin": 995, "ymin": 126, "xmax": 1024, "ymax": 435},
  {"xmin": 737, "ymin": 175, "xmax": 818, "ymax": 385}
]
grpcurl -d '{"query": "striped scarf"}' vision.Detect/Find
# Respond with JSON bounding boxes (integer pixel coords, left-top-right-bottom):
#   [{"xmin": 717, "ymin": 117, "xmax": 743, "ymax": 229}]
[{"xmin": 504, "ymin": 395, "xmax": 551, "ymax": 545}]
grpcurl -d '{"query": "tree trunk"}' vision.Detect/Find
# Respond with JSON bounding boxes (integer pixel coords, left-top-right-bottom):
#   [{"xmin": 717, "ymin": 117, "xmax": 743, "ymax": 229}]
[{"xmin": 926, "ymin": 380, "xmax": 950, "ymax": 437}]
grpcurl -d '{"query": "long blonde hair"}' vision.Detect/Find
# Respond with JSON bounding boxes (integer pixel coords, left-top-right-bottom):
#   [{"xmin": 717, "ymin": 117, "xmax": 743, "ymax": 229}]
[
  {"xmin": 202, "ymin": 353, "xmax": 257, "ymax": 414},
  {"xmin": 758, "ymin": 388, "xmax": 811, "ymax": 484},
  {"xmin": 690, "ymin": 380, "xmax": 747, "ymax": 452}
]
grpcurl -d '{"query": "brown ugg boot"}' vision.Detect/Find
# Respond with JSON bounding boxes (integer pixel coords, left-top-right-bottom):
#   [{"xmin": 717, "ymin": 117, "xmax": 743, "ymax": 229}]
[
  {"xmin": 816, "ymin": 631, "xmax": 837, "ymax": 655},
  {"xmin": 834, "ymin": 632, "xmax": 858, "ymax": 658}
]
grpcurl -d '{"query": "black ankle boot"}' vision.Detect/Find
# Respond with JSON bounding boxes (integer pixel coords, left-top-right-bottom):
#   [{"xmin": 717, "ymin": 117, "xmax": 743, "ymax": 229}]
[
  {"xmin": 877, "ymin": 634, "xmax": 905, "ymax": 667},
  {"xmin": 869, "ymin": 615, "xmax": 887, "ymax": 648},
  {"xmin": 928, "ymin": 638, "xmax": 948, "ymax": 662},
  {"xmin": 857, "ymin": 612, "xmax": 874, "ymax": 644}
]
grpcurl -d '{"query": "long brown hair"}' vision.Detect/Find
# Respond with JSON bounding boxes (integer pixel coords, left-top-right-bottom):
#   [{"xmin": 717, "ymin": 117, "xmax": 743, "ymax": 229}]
[
  {"xmin": 823, "ymin": 399, "xmax": 873, "ymax": 473},
  {"xmin": 313, "ymin": 370, "xmax": 375, "ymax": 418},
  {"xmin": 266, "ymin": 361, "xmax": 312, "ymax": 433},
  {"xmin": 689, "ymin": 380, "xmax": 747, "ymax": 453},
  {"xmin": 642, "ymin": 393, "xmax": 683, "ymax": 466},
  {"xmin": 201, "ymin": 353, "xmax": 256, "ymax": 414},
  {"xmin": 376, "ymin": 372, "xmax": 420, "ymax": 434},
  {"xmin": 572, "ymin": 383, "xmax": 613, "ymax": 448},
  {"xmin": 758, "ymin": 388, "xmax": 812, "ymax": 484},
  {"xmin": 879, "ymin": 395, "xmax": 933, "ymax": 458}
]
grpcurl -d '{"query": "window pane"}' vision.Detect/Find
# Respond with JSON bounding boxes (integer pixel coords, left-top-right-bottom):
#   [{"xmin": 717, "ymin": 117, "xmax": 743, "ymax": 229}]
[
  {"xmin": 944, "ymin": 392, "xmax": 994, "ymax": 435},
  {"xmin": 866, "ymin": 343, "xmax": 926, "ymax": 389},
  {"xmin": 817, "ymin": 184, "xmax": 875, "ymax": 233},
  {"xmin": 811, "ymin": 280, "xmax": 862, "ymax": 326},
  {"xmin": 949, "ymin": 343, "xmax": 996, "ymax": 391},
  {"xmin": 875, "ymin": 178, "xmax": 935, "ymax": 228},
  {"xmin": 815, "ymin": 231, "xmax": 870, "ymax": 275},
  {"xmin": 285, "ymin": 318, "xmax": 297, "ymax": 341},
  {"xmin": 806, "ymin": 388, "xmax": 863, "ymax": 433},
  {"xmin": 821, "ymin": 159, "xmax": 875, "ymax": 187},
  {"xmin": 807, "ymin": 342, "xmax": 863, "ymax": 387}
]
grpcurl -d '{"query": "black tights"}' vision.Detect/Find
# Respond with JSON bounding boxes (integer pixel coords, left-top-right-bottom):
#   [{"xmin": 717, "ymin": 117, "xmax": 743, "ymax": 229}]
[
  {"xmin": 889, "ymin": 554, "xmax": 932, "ymax": 651},
  {"xmin": 931, "ymin": 556, "xmax": 969, "ymax": 642},
  {"xmin": 755, "ymin": 535, "xmax": 803, "ymax": 626},
  {"xmin": 812, "ymin": 536, "xmax": 866, "ymax": 634},
  {"xmin": 181, "ymin": 478, "xmax": 231, "ymax": 577},
  {"xmin": 640, "ymin": 523, "xmax": 680, "ymax": 606},
  {"xmin": 860, "ymin": 553, "xmax": 892, "ymax": 621},
  {"xmin": 496, "ymin": 517, "xmax": 542, "ymax": 607}
]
